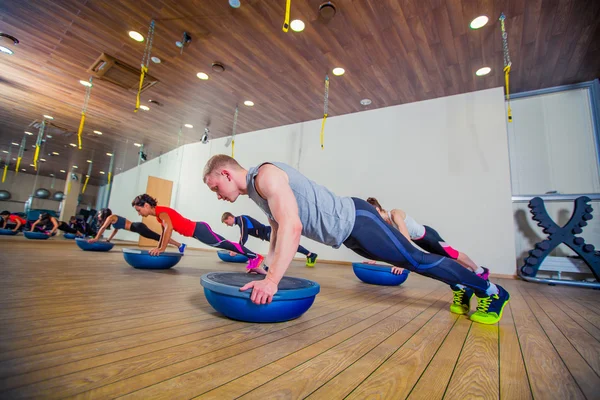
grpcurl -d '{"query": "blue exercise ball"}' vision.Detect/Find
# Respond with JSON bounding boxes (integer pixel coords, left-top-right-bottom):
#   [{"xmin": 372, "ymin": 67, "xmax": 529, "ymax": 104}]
[
  {"xmin": 352, "ymin": 263, "xmax": 410, "ymax": 286},
  {"xmin": 123, "ymin": 248, "xmax": 183, "ymax": 269},
  {"xmin": 217, "ymin": 250, "xmax": 248, "ymax": 263},
  {"xmin": 75, "ymin": 238, "xmax": 114, "ymax": 252},
  {"xmin": 0, "ymin": 190, "xmax": 11, "ymax": 201},
  {"xmin": 24, "ymin": 231, "xmax": 50, "ymax": 240},
  {"xmin": 53, "ymin": 191, "xmax": 65, "ymax": 201},
  {"xmin": 0, "ymin": 228, "xmax": 18, "ymax": 236},
  {"xmin": 64, "ymin": 233, "xmax": 79, "ymax": 239},
  {"xmin": 35, "ymin": 188, "xmax": 50, "ymax": 199},
  {"xmin": 201, "ymin": 272, "xmax": 320, "ymax": 323}
]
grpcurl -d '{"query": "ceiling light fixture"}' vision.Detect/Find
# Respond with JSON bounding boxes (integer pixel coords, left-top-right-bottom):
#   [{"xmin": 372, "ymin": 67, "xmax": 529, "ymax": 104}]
[
  {"xmin": 197, "ymin": 72, "xmax": 209, "ymax": 80},
  {"xmin": 25, "ymin": 131, "xmax": 34, "ymax": 135},
  {"xmin": 139, "ymin": 105, "xmax": 150, "ymax": 111},
  {"xmin": 100, "ymin": 171, "xmax": 106, "ymax": 174},
  {"xmin": 52, "ymin": 151, "xmax": 59, "ymax": 155},
  {"xmin": 106, "ymin": 152, "xmax": 113, "ymax": 156},
  {"xmin": 86, "ymin": 160, "xmax": 92, "ymax": 163},
  {"xmin": 134, "ymin": 143, "xmax": 142, "ymax": 147},
  {"xmin": 184, "ymin": 124, "xmax": 193, "ymax": 128},
  {"xmin": 79, "ymin": 80, "xmax": 93, "ymax": 87},
  {"xmin": 50, "ymin": 173, "xmax": 55, "ymax": 177},
  {"xmin": 29, "ymin": 164, "xmax": 35, "ymax": 167},
  {"xmin": 0, "ymin": 46, "xmax": 14, "ymax": 55},
  {"xmin": 11, "ymin": 142, "xmax": 19, "ymax": 146},
  {"xmin": 290, "ymin": 20, "xmax": 305, "ymax": 32},
  {"xmin": 72, "ymin": 165, "xmax": 78, "ymax": 169},
  {"xmin": 93, "ymin": 130, "xmax": 102, "ymax": 135},
  {"xmin": 151, "ymin": 56, "xmax": 161, "ymax": 63},
  {"xmin": 40, "ymin": 158, "xmax": 46, "ymax": 162},
  {"xmin": 128, "ymin": 31, "xmax": 144, "ymax": 42},
  {"xmin": 69, "ymin": 143, "xmax": 77, "ymax": 147},
  {"xmin": 244, "ymin": 100, "xmax": 254, "ymax": 107},
  {"xmin": 332, "ymin": 67, "xmax": 345, "ymax": 76},
  {"xmin": 476, "ymin": 67, "xmax": 491, "ymax": 76},
  {"xmin": 1, "ymin": 150, "xmax": 7, "ymax": 154},
  {"xmin": 470, "ymin": 16, "xmax": 489, "ymax": 30},
  {"xmin": 21, "ymin": 168, "xmax": 26, "ymax": 172},
  {"xmin": 60, "ymin": 169, "xmax": 66, "ymax": 173},
  {"xmin": 43, "ymin": 115, "xmax": 54, "ymax": 120},
  {"xmin": 360, "ymin": 99, "xmax": 372, "ymax": 106},
  {"xmin": 229, "ymin": 0, "xmax": 241, "ymax": 8}
]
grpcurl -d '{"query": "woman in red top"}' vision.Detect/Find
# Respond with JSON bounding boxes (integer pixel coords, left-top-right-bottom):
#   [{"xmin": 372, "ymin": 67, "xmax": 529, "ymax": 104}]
[
  {"xmin": 0, "ymin": 211, "xmax": 26, "ymax": 232},
  {"xmin": 131, "ymin": 194, "xmax": 265, "ymax": 272}
]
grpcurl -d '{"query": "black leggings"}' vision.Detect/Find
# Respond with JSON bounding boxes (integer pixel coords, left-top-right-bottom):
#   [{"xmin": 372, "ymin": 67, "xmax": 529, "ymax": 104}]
[
  {"xmin": 413, "ymin": 225, "xmax": 459, "ymax": 259},
  {"xmin": 194, "ymin": 222, "xmax": 258, "ymax": 259},
  {"xmin": 265, "ymin": 228, "xmax": 310, "ymax": 256},
  {"xmin": 130, "ymin": 222, "xmax": 162, "ymax": 242},
  {"xmin": 58, "ymin": 222, "xmax": 78, "ymax": 234},
  {"xmin": 343, "ymin": 198, "xmax": 489, "ymax": 296}
]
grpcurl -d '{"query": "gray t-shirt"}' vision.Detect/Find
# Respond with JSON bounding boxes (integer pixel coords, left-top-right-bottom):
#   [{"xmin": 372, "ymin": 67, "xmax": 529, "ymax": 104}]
[{"xmin": 246, "ymin": 162, "xmax": 356, "ymax": 248}]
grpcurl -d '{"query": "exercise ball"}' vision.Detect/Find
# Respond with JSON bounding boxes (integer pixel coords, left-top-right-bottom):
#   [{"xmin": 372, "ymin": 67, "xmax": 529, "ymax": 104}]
[
  {"xmin": 0, "ymin": 190, "xmax": 10, "ymax": 201},
  {"xmin": 53, "ymin": 191, "xmax": 65, "ymax": 201},
  {"xmin": 34, "ymin": 188, "xmax": 50, "ymax": 199},
  {"xmin": 352, "ymin": 263, "xmax": 410, "ymax": 286}
]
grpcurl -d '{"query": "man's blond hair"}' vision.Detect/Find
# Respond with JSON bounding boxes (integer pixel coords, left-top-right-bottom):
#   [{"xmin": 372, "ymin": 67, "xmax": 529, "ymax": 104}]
[{"xmin": 203, "ymin": 154, "xmax": 242, "ymax": 182}]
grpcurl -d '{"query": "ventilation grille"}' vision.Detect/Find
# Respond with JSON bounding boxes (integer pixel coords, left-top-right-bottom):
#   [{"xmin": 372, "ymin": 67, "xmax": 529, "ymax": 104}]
[{"xmin": 87, "ymin": 53, "xmax": 159, "ymax": 92}]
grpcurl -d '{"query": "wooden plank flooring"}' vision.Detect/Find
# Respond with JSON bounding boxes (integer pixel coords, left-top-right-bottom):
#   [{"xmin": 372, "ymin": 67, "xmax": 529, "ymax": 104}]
[{"xmin": 0, "ymin": 237, "xmax": 599, "ymax": 399}]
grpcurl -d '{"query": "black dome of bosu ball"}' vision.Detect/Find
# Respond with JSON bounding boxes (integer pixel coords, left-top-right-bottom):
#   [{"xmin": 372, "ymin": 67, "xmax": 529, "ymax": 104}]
[
  {"xmin": 53, "ymin": 191, "xmax": 65, "ymax": 201},
  {"xmin": 34, "ymin": 188, "xmax": 50, "ymax": 199},
  {"xmin": 201, "ymin": 272, "xmax": 320, "ymax": 323},
  {"xmin": 0, "ymin": 190, "xmax": 11, "ymax": 201}
]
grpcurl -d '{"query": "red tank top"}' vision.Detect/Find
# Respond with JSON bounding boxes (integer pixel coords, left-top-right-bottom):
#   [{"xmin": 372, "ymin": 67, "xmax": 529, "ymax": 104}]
[
  {"xmin": 9, "ymin": 215, "xmax": 26, "ymax": 225},
  {"xmin": 155, "ymin": 206, "xmax": 196, "ymax": 237}
]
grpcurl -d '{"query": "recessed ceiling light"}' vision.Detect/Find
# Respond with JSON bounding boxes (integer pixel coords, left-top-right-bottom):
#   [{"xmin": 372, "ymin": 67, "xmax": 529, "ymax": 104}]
[
  {"xmin": 49, "ymin": 173, "xmax": 54, "ymax": 177},
  {"xmin": 29, "ymin": 164, "xmax": 35, "ymax": 167},
  {"xmin": 106, "ymin": 152, "xmax": 113, "ymax": 156},
  {"xmin": 46, "ymin": 135, "xmax": 52, "ymax": 138},
  {"xmin": 129, "ymin": 31, "xmax": 144, "ymax": 42},
  {"xmin": 72, "ymin": 165, "xmax": 78, "ymax": 169},
  {"xmin": 79, "ymin": 80, "xmax": 93, "ymax": 87},
  {"xmin": 31, "ymin": 145, "xmax": 36, "ymax": 148},
  {"xmin": 93, "ymin": 130, "xmax": 102, "ymax": 135},
  {"xmin": 151, "ymin": 56, "xmax": 161, "ymax": 64},
  {"xmin": 24, "ymin": 131, "xmax": 34, "ymax": 135},
  {"xmin": 11, "ymin": 142, "xmax": 19, "ymax": 146},
  {"xmin": 12, "ymin": 158, "xmax": 16, "ymax": 161},
  {"xmin": 229, "ymin": 0, "xmax": 241, "ymax": 8},
  {"xmin": 86, "ymin": 174, "xmax": 90, "ymax": 178},
  {"xmin": 139, "ymin": 105, "xmax": 150, "ymax": 111},
  {"xmin": 476, "ymin": 67, "xmax": 491, "ymax": 76},
  {"xmin": 332, "ymin": 67, "xmax": 345, "ymax": 76},
  {"xmin": 1, "ymin": 150, "xmax": 7, "ymax": 154},
  {"xmin": 360, "ymin": 99, "xmax": 372, "ymax": 106},
  {"xmin": 52, "ymin": 151, "xmax": 59, "ymax": 155},
  {"xmin": 21, "ymin": 169, "xmax": 26, "ymax": 172},
  {"xmin": 244, "ymin": 100, "xmax": 254, "ymax": 107},
  {"xmin": 69, "ymin": 143, "xmax": 77, "ymax": 147},
  {"xmin": 134, "ymin": 143, "xmax": 142, "ymax": 147},
  {"xmin": 40, "ymin": 158, "xmax": 46, "ymax": 162},
  {"xmin": 87, "ymin": 160, "xmax": 92, "ymax": 163},
  {"xmin": 197, "ymin": 72, "xmax": 209, "ymax": 80},
  {"xmin": 470, "ymin": 16, "xmax": 489, "ymax": 30},
  {"xmin": 184, "ymin": 124, "xmax": 193, "ymax": 128},
  {"xmin": 0, "ymin": 46, "xmax": 14, "ymax": 55},
  {"xmin": 99, "ymin": 171, "xmax": 106, "ymax": 174},
  {"xmin": 43, "ymin": 115, "xmax": 54, "ymax": 120},
  {"xmin": 60, "ymin": 169, "xmax": 66, "ymax": 173},
  {"xmin": 290, "ymin": 20, "xmax": 305, "ymax": 32}
]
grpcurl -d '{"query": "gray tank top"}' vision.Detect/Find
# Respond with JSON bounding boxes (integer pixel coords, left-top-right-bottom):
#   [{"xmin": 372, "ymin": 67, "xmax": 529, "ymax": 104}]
[
  {"xmin": 388, "ymin": 211, "xmax": 426, "ymax": 239},
  {"xmin": 246, "ymin": 162, "xmax": 355, "ymax": 248}
]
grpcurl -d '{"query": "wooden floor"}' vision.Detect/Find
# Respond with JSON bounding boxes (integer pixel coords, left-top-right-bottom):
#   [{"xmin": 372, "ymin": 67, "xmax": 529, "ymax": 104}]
[{"xmin": 0, "ymin": 238, "xmax": 599, "ymax": 400}]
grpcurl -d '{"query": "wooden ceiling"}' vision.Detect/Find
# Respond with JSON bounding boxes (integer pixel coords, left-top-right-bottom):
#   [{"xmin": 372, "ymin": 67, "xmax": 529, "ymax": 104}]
[{"xmin": 0, "ymin": 0, "xmax": 599, "ymax": 185}]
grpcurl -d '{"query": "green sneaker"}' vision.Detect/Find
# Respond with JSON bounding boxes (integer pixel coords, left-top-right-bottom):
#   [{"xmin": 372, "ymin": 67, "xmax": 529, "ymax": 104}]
[
  {"xmin": 450, "ymin": 287, "xmax": 473, "ymax": 315},
  {"xmin": 306, "ymin": 253, "xmax": 318, "ymax": 267},
  {"xmin": 470, "ymin": 285, "xmax": 510, "ymax": 324}
]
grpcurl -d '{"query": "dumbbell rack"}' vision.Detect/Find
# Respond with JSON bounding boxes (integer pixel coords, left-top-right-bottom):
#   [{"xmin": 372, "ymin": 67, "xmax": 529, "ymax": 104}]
[{"xmin": 519, "ymin": 196, "xmax": 599, "ymax": 288}]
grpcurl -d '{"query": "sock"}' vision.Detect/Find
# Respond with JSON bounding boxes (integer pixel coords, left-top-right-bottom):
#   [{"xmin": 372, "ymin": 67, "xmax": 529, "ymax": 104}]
[
  {"xmin": 475, "ymin": 266, "xmax": 485, "ymax": 275},
  {"xmin": 486, "ymin": 282, "xmax": 499, "ymax": 296}
]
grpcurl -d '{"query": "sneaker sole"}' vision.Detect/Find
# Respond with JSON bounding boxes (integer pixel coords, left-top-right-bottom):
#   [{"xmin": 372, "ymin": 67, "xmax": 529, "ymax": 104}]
[{"xmin": 470, "ymin": 299, "xmax": 510, "ymax": 325}]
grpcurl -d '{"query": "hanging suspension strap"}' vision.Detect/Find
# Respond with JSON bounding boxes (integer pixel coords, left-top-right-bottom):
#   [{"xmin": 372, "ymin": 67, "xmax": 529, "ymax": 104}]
[
  {"xmin": 82, "ymin": 161, "xmax": 92, "ymax": 194},
  {"xmin": 33, "ymin": 120, "xmax": 46, "ymax": 171},
  {"xmin": 15, "ymin": 135, "xmax": 26, "ymax": 175},
  {"xmin": 282, "ymin": 0, "xmax": 291, "ymax": 32},
  {"xmin": 499, "ymin": 13, "xmax": 512, "ymax": 123},
  {"xmin": 135, "ymin": 20, "xmax": 155, "ymax": 112},
  {"xmin": 320, "ymin": 74, "xmax": 329, "ymax": 149},
  {"xmin": 231, "ymin": 106, "xmax": 238, "ymax": 158},
  {"xmin": 2, "ymin": 145, "xmax": 11, "ymax": 183},
  {"xmin": 107, "ymin": 152, "xmax": 115, "ymax": 185},
  {"xmin": 77, "ymin": 77, "xmax": 93, "ymax": 149}
]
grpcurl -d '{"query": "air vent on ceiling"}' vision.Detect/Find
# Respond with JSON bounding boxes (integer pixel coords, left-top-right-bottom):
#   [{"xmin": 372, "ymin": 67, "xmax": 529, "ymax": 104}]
[{"xmin": 87, "ymin": 53, "xmax": 159, "ymax": 92}]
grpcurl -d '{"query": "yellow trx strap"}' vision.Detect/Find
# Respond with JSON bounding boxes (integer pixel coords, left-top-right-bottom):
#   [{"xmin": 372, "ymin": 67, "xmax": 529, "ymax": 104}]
[
  {"xmin": 82, "ymin": 175, "xmax": 90, "ymax": 194},
  {"xmin": 504, "ymin": 65, "xmax": 512, "ymax": 122},
  {"xmin": 231, "ymin": 139, "xmax": 235, "ymax": 158},
  {"xmin": 320, "ymin": 74, "xmax": 330, "ymax": 149},
  {"xmin": 320, "ymin": 114, "xmax": 327, "ymax": 149},
  {"xmin": 67, "ymin": 179, "xmax": 72, "ymax": 194},
  {"xmin": 282, "ymin": 0, "xmax": 291, "ymax": 32},
  {"xmin": 2, "ymin": 165, "xmax": 7, "ymax": 183},
  {"xmin": 77, "ymin": 111, "xmax": 86, "ymax": 148},
  {"xmin": 108, "ymin": 171, "xmax": 112, "ymax": 185},
  {"xmin": 15, "ymin": 156, "xmax": 22, "ymax": 174},
  {"xmin": 134, "ymin": 66, "xmax": 147, "ymax": 112},
  {"xmin": 33, "ymin": 145, "xmax": 40, "ymax": 171}
]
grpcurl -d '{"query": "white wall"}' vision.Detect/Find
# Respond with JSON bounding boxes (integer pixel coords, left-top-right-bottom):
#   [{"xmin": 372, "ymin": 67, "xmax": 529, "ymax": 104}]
[
  {"xmin": 0, "ymin": 171, "xmax": 98, "ymax": 214},
  {"xmin": 109, "ymin": 87, "xmax": 518, "ymax": 275}
]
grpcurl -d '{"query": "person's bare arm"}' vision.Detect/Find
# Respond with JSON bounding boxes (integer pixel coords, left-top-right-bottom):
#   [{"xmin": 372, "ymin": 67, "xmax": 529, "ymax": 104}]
[
  {"xmin": 149, "ymin": 212, "xmax": 172, "ymax": 256},
  {"xmin": 391, "ymin": 209, "xmax": 411, "ymax": 242}
]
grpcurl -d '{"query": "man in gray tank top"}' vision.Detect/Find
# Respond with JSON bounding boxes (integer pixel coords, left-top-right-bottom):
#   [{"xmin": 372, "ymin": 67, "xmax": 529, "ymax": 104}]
[{"xmin": 203, "ymin": 155, "xmax": 510, "ymax": 325}]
